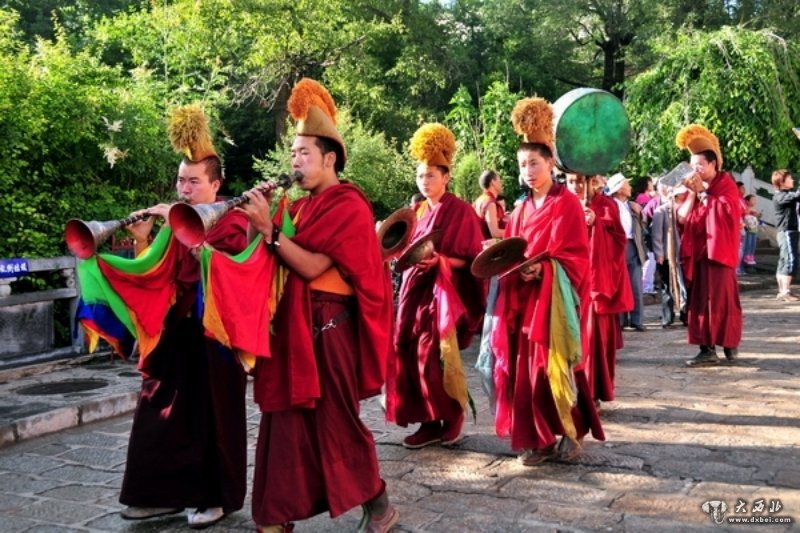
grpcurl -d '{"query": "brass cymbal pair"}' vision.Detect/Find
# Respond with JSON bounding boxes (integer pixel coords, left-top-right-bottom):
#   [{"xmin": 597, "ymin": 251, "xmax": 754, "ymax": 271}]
[
  {"xmin": 377, "ymin": 207, "xmax": 442, "ymax": 272},
  {"xmin": 471, "ymin": 237, "xmax": 547, "ymax": 279}
]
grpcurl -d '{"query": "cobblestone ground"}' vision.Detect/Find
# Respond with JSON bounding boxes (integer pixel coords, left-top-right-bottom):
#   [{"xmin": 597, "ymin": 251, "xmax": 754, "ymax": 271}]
[{"xmin": 0, "ymin": 288, "xmax": 797, "ymax": 532}]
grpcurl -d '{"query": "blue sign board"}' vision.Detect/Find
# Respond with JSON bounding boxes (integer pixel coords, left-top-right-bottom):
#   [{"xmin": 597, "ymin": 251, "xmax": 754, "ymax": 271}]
[{"xmin": 0, "ymin": 258, "xmax": 31, "ymax": 278}]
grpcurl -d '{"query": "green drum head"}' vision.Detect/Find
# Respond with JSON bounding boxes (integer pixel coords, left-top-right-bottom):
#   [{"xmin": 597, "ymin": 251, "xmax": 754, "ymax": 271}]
[{"xmin": 553, "ymin": 88, "xmax": 631, "ymax": 176}]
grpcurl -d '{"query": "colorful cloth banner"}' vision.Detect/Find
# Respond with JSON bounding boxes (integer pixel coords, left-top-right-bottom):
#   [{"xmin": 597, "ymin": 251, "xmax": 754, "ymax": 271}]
[
  {"xmin": 75, "ymin": 227, "xmax": 177, "ymax": 365},
  {"xmin": 547, "ymin": 259, "xmax": 582, "ymax": 440}
]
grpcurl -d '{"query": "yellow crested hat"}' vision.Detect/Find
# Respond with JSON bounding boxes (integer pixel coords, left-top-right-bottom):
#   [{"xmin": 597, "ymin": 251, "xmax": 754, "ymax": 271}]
[
  {"xmin": 288, "ymin": 78, "xmax": 346, "ymax": 169},
  {"xmin": 511, "ymin": 97, "xmax": 554, "ymax": 152},
  {"xmin": 409, "ymin": 123, "xmax": 456, "ymax": 169},
  {"xmin": 676, "ymin": 124, "xmax": 723, "ymax": 169},
  {"xmin": 168, "ymin": 103, "xmax": 219, "ymax": 162}
]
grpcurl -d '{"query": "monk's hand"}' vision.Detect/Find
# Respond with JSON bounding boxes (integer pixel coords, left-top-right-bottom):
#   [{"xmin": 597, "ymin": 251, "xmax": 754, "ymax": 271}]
[
  {"xmin": 238, "ymin": 186, "xmax": 273, "ymax": 236},
  {"xmin": 126, "ymin": 204, "xmax": 166, "ymax": 242},
  {"xmin": 584, "ymin": 207, "xmax": 596, "ymax": 226},
  {"xmin": 520, "ymin": 262, "xmax": 542, "ymax": 282},
  {"xmin": 684, "ymin": 173, "xmax": 704, "ymax": 194},
  {"xmin": 481, "ymin": 238, "xmax": 500, "ymax": 250},
  {"xmin": 415, "ymin": 252, "xmax": 440, "ymax": 272}
]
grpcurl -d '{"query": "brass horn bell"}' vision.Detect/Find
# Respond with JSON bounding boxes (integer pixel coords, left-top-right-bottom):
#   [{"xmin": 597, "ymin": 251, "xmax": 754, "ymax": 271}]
[
  {"xmin": 377, "ymin": 207, "xmax": 417, "ymax": 261},
  {"xmin": 65, "ymin": 212, "xmax": 151, "ymax": 259},
  {"xmin": 169, "ymin": 172, "xmax": 298, "ymax": 248},
  {"xmin": 169, "ymin": 201, "xmax": 230, "ymax": 249}
]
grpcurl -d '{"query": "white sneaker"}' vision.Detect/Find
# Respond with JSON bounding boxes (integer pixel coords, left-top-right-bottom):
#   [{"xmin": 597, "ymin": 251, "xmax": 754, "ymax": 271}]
[{"xmin": 187, "ymin": 507, "xmax": 225, "ymax": 529}]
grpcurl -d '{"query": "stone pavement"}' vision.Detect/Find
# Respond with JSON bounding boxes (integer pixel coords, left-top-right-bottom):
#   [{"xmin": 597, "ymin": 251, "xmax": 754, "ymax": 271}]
[{"xmin": 0, "ymin": 278, "xmax": 797, "ymax": 532}]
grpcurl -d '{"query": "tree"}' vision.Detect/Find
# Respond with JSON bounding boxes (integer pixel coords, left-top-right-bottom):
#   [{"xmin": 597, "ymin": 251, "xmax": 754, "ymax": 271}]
[
  {"xmin": 0, "ymin": 9, "xmax": 175, "ymax": 258},
  {"xmin": 624, "ymin": 26, "xmax": 800, "ymax": 179},
  {"xmin": 448, "ymin": 81, "xmax": 523, "ymax": 201}
]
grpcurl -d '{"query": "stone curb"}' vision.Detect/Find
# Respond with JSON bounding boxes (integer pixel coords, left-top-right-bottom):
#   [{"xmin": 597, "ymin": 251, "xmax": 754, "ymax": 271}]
[{"xmin": 0, "ymin": 391, "xmax": 138, "ymax": 448}]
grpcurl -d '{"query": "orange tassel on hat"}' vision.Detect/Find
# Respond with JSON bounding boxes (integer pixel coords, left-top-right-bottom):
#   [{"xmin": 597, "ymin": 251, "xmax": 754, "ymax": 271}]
[
  {"xmin": 676, "ymin": 124, "xmax": 723, "ymax": 169},
  {"xmin": 409, "ymin": 123, "xmax": 456, "ymax": 169},
  {"xmin": 288, "ymin": 78, "xmax": 347, "ymax": 168},
  {"xmin": 511, "ymin": 97, "xmax": 554, "ymax": 151},
  {"xmin": 167, "ymin": 103, "xmax": 219, "ymax": 162}
]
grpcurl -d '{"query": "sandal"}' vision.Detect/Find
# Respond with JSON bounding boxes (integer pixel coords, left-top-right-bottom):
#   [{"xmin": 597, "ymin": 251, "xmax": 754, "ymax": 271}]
[{"xmin": 517, "ymin": 444, "xmax": 557, "ymax": 466}]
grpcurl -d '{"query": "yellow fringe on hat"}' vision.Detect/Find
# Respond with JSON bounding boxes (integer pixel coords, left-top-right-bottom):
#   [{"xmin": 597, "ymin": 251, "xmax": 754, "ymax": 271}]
[
  {"xmin": 167, "ymin": 103, "xmax": 218, "ymax": 161},
  {"xmin": 409, "ymin": 123, "xmax": 456, "ymax": 167},
  {"xmin": 288, "ymin": 78, "xmax": 338, "ymax": 125},
  {"xmin": 511, "ymin": 97, "xmax": 554, "ymax": 148},
  {"xmin": 675, "ymin": 124, "xmax": 723, "ymax": 169}
]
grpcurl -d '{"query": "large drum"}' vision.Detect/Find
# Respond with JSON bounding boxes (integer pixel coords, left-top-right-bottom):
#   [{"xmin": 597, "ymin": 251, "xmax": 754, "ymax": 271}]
[{"xmin": 552, "ymin": 88, "xmax": 631, "ymax": 176}]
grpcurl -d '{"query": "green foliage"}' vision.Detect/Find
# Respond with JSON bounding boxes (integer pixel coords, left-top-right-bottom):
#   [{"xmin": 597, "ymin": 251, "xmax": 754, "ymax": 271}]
[
  {"xmin": 0, "ymin": 10, "xmax": 175, "ymax": 258},
  {"xmin": 253, "ymin": 110, "xmax": 416, "ymax": 221},
  {"xmin": 451, "ymin": 151, "xmax": 482, "ymax": 201},
  {"xmin": 624, "ymin": 26, "xmax": 800, "ymax": 178},
  {"xmin": 447, "ymin": 81, "xmax": 523, "ymax": 201}
]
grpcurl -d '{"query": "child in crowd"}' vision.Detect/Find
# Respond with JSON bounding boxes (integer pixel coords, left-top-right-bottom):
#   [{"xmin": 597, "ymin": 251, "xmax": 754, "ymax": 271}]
[{"xmin": 742, "ymin": 194, "xmax": 761, "ymax": 266}]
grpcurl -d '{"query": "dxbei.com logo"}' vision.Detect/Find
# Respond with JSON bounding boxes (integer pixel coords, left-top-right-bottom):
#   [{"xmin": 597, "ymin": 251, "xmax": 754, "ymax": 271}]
[
  {"xmin": 701, "ymin": 500, "xmax": 728, "ymax": 525},
  {"xmin": 700, "ymin": 498, "xmax": 794, "ymax": 526}
]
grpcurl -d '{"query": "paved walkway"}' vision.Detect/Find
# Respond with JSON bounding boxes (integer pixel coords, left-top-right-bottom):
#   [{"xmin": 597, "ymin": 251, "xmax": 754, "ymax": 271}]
[{"xmin": 0, "ymin": 279, "xmax": 797, "ymax": 532}]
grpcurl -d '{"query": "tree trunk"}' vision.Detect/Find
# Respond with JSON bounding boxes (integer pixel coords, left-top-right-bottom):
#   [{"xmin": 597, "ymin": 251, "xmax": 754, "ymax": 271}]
[{"xmin": 273, "ymin": 82, "xmax": 290, "ymax": 143}]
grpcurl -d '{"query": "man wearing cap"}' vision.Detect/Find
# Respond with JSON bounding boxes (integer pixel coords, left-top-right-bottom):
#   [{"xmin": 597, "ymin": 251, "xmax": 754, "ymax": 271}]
[
  {"xmin": 606, "ymin": 173, "xmax": 647, "ymax": 332},
  {"xmin": 385, "ymin": 122, "xmax": 485, "ymax": 450},
  {"xmin": 675, "ymin": 124, "xmax": 742, "ymax": 366},
  {"xmin": 240, "ymin": 79, "xmax": 397, "ymax": 532},
  {"xmin": 119, "ymin": 104, "xmax": 249, "ymax": 528}
]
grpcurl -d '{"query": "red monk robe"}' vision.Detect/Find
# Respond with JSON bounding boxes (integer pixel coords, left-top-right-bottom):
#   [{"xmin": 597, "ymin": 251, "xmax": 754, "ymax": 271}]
[
  {"xmin": 251, "ymin": 182, "xmax": 393, "ymax": 525},
  {"xmin": 680, "ymin": 171, "xmax": 743, "ymax": 348},
  {"xmin": 585, "ymin": 193, "xmax": 633, "ymax": 401},
  {"xmin": 492, "ymin": 183, "xmax": 604, "ymax": 451},
  {"xmin": 386, "ymin": 191, "xmax": 485, "ymax": 427},
  {"xmin": 120, "ymin": 209, "xmax": 249, "ymax": 515}
]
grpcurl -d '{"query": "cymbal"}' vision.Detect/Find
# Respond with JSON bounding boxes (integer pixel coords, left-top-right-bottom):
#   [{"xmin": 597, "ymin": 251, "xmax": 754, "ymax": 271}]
[
  {"xmin": 377, "ymin": 207, "xmax": 417, "ymax": 260},
  {"xmin": 498, "ymin": 250, "xmax": 549, "ymax": 279},
  {"xmin": 470, "ymin": 237, "xmax": 528, "ymax": 279},
  {"xmin": 394, "ymin": 230, "xmax": 442, "ymax": 273}
]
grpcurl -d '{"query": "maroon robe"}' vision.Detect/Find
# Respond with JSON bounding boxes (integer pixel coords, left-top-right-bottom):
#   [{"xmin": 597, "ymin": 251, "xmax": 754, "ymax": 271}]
[
  {"xmin": 120, "ymin": 209, "xmax": 249, "ymax": 514},
  {"xmin": 386, "ymin": 192, "xmax": 485, "ymax": 426},
  {"xmin": 492, "ymin": 184, "xmax": 604, "ymax": 451},
  {"xmin": 586, "ymin": 193, "xmax": 633, "ymax": 401},
  {"xmin": 680, "ymin": 171, "xmax": 743, "ymax": 348},
  {"xmin": 251, "ymin": 182, "xmax": 392, "ymax": 524}
]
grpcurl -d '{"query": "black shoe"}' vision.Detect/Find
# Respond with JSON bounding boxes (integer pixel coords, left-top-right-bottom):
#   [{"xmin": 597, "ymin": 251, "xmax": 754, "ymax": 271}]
[
  {"xmin": 686, "ymin": 349, "xmax": 720, "ymax": 367},
  {"xmin": 631, "ymin": 324, "xmax": 646, "ymax": 332},
  {"xmin": 723, "ymin": 347, "xmax": 738, "ymax": 361}
]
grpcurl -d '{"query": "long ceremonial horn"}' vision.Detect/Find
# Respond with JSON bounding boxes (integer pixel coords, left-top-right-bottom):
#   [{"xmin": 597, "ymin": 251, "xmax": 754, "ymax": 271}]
[
  {"xmin": 169, "ymin": 171, "xmax": 299, "ymax": 248},
  {"xmin": 65, "ymin": 211, "xmax": 154, "ymax": 259},
  {"xmin": 377, "ymin": 207, "xmax": 417, "ymax": 261}
]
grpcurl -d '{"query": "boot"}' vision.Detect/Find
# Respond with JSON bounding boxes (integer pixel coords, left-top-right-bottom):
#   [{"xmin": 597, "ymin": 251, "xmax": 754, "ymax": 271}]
[{"xmin": 686, "ymin": 346, "xmax": 720, "ymax": 367}]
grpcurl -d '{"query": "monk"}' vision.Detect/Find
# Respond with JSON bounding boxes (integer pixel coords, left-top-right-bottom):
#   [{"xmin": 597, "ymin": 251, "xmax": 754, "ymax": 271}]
[
  {"xmin": 492, "ymin": 97, "xmax": 604, "ymax": 466},
  {"xmin": 565, "ymin": 174, "xmax": 632, "ymax": 403},
  {"xmin": 676, "ymin": 124, "xmax": 742, "ymax": 366},
  {"xmin": 386, "ymin": 123, "xmax": 485, "ymax": 449},
  {"xmin": 120, "ymin": 107, "xmax": 248, "ymax": 529},
  {"xmin": 241, "ymin": 79, "xmax": 397, "ymax": 533}
]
